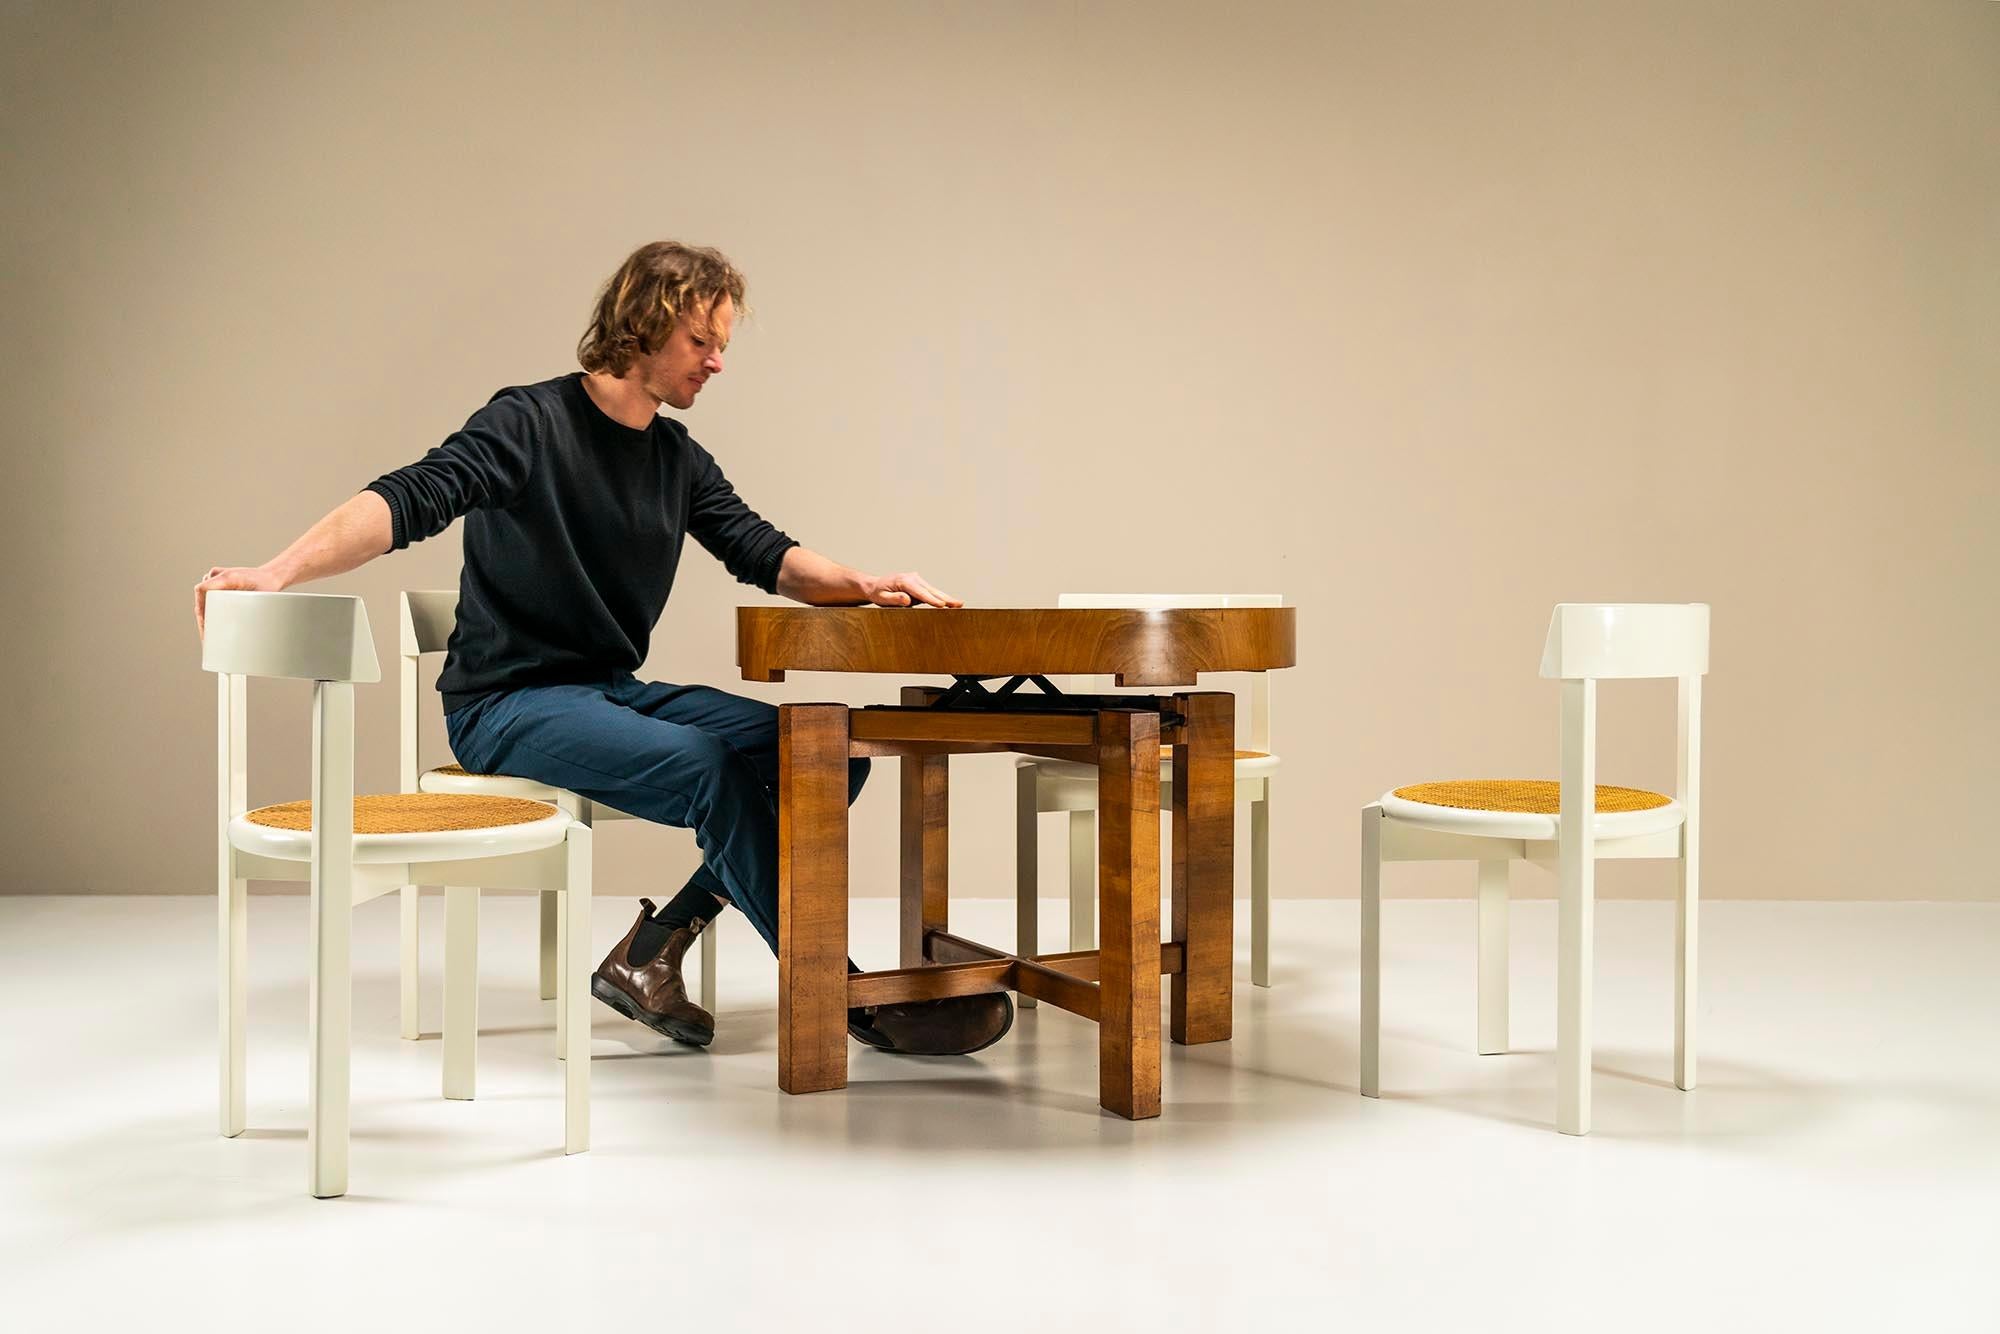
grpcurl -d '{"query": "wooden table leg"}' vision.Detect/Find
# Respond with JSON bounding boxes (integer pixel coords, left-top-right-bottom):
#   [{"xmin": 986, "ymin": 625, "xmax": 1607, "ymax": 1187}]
[
  {"xmin": 899, "ymin": 687, "xmax": 949, "ymax": 968},
  {"xmin": 779, "ymin": 703, "xmax": 850, "ymax": 1095},
  {"xmin": 1097, "ymin": 708, "xmax": 1162, "ymax": 1119},
  {"xmin": 1172, "ymin": 691, "xmax": 1236, "ymax": 1046}
]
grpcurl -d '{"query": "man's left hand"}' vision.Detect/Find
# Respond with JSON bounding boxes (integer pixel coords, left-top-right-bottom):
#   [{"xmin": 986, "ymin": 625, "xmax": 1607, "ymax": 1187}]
[{"xmin": 863, "ymin": 571, "xmax": 962, "ymax": 608}]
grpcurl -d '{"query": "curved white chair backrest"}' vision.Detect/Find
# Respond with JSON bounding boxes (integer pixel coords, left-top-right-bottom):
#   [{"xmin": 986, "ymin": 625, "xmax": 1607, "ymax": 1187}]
[
  {"xmin": 1538, "ymin": 603, "xmax": 1709, "ymax": 682},
  {"xmin": 401, "ymin": 588, "xmax": 458, "ymax": 657},
  {"xmin": 203, "ymin": 591, "xmax": 381, "ymax": 684},
  {"xmin": 1056, "ymin": 593, "xmax": 1282, "ymax": 752}
]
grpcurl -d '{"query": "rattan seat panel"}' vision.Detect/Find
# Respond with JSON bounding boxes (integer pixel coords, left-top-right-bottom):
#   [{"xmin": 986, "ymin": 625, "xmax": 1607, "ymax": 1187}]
[
  {"xmin": 245, "ymin": 792, "xmax": 559, "ymax": 834},
  {"xmin": 1391, "ymin": 780, "xmax": 1670, "ymax": 815}
]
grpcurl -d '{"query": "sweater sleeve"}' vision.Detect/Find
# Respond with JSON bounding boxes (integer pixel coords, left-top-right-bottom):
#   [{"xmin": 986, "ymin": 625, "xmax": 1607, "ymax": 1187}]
[
  {"xmin": 364, "ymin": 388, "xmax": 542, "ymax": 549},
  {"xmin": 685, "ymin": 436, "xmax": 798, "ymax": 594}
]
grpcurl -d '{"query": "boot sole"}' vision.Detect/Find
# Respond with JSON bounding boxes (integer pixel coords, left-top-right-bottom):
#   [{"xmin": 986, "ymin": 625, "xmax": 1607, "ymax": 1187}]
[{"xmin": 590, "ymin": 974, "xmax": 713, "ymax": 1048}]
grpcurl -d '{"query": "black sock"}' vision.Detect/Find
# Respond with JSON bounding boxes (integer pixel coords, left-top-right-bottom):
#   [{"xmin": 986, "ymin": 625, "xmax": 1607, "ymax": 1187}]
[
  {"xmin": 628, "ymin": 883, "xmax": 723, "ymax": 963},
  {"xmin": 655, "ymin": 880, "xmax": 724, "ymax": 932}
]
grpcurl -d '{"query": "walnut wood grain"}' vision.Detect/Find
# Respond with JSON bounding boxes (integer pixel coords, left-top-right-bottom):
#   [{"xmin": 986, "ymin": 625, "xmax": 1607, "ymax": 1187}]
[
  {"xmin": 847, "ymin": 959, "xmax": 1011, "ymax": 1008},
  {"xmin": 1028, "ymin": 942, "xmax": 1187, "ymax": 979},
  {"xmin": 926, "ymin": 930, "xmax": 1008, "ymax": 964},
  {"xmin": 850, "ymin": 740, "xmax": 1099, "ymax": 760},
  {"xmin": 898, "ymin": 687, "xmax": 950, "ymax": 969},
  {"xmin": 739, "ymin": 607, "xmax": 1294, "ymax": 686},
  {"xmin": 855, "ymin": 707, "xmax": 1097, "ymax": 748},
  {"xmin": 1012, "ymin": 958, "xmax": 1101, "ymax": 1019},
  {"xmin": 922, "ymin": 932, "xmax": 1187, "ymax": 979},
  {"xmin": 777, "ymin": 704, "xmax": 850, "ymax": 1096},
  {"xmin": 1172, "ymin": 692, "xmax": 1235, "ymax": 1045},
  {"xmin": 1097, "ymin": 707, "xmax": 1162, "ymax": 1120}
]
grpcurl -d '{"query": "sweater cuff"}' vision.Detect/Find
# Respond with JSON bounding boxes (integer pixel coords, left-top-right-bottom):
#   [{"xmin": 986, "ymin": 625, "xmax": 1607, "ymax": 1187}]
[
  {"xmin": 364, "ymin": 480, "xmax": 411, "ymax": 551},
  {"xmin": 756, "ymin": 539, "xmax": 798, "ymax": 595}
]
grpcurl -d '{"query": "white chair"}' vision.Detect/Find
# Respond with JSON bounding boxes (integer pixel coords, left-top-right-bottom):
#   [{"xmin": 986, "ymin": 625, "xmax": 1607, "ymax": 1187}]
[
  {"xmin": 1360, "ymin": 602, "xmax": 1708, "ymax": 1135},
  {"xmin": 396, "ymin": 590, "xmax": 718, "ymax": 1056},
  {"xmin": 206, "ymin": 590, "xmax": 591, "ymax": 1198},
  {"xmin": 1014, "ymin": 593, "xmax": 1283, "ymax": 1005}
]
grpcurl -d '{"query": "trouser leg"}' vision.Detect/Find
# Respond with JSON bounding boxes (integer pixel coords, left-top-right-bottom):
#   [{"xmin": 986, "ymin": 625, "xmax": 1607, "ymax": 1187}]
[{"xmin": 446, "ymin": 678, "xmax": 869, "ymax": 956}]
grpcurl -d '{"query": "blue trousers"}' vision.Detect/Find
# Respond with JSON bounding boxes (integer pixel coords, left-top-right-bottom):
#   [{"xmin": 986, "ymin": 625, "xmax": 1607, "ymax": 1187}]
[{"xmin": 445, "ymin": 675, "xmax": 870, "ymax": 955}]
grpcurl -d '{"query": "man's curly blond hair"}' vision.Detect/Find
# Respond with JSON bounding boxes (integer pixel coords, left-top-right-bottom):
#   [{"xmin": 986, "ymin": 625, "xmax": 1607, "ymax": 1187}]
[{"xmin": 577, "ymin": 241, "xmax": 747, "ymax": 376}]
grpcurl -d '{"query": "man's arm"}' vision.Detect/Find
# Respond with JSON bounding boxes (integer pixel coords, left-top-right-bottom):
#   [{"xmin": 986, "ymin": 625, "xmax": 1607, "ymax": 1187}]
[
  {"xmin": 194, "ymin": 388, "xmax": 541, "ymax": 636},
  {"xmin": 193, "ymin": 490, "xmax": 392, "ymax": 634},
  {"xmin": 775, "ymin": 546, "xmax": 962, "ymax": 608}
]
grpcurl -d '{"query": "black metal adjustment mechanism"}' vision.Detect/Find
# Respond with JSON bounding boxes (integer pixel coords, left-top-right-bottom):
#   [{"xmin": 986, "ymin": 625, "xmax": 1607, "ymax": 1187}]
[{"xmin": 923, "ymin": 675, "xmax": 1186, "ymax": 728}]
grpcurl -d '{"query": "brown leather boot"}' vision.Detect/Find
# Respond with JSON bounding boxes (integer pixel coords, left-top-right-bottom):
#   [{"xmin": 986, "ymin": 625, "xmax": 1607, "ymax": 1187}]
[
  {"xmin": 848, "ymin": 991, "xmax": 1014, "ymax": 1056},
  {"xmin": 590, "ymin": 898, "xmax": 715, "ymax": 1047}
]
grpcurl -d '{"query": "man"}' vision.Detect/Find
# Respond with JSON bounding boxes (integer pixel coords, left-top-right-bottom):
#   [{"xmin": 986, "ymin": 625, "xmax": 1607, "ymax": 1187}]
[{"xmin": 194, "ymin": 241, "xmax": 1014, "ymax": 1057}]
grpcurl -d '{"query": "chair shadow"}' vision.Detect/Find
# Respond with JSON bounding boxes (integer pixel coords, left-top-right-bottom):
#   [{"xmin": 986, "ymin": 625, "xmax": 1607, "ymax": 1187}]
[{"xmin": 1355, "ymin": 1032, "xmax": 1904, "ymax": 1141}]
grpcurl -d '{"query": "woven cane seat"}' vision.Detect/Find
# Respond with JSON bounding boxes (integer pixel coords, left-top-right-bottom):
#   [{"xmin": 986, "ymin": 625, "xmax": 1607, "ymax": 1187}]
[
  {"xmin": 1380, "ymin": 779, "xmax": 1684, "ymax": 841},
  {"xmin": 229, "ymin": 792, "xmax": 570, "ymax": 864},
  {"xmin": 246, "ymin": 793, "xmax": 557, "ymax": 833}
]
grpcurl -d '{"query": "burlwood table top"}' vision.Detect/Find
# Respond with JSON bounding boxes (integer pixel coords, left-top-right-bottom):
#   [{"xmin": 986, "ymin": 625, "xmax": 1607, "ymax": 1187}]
[{"xmin": 737, "ymin": 606, "xmax": 1295, "ymax": 687}]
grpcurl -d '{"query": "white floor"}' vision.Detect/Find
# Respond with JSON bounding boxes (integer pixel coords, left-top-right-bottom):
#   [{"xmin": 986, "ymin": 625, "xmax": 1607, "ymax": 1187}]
[{"xmin": 1, "ymin": 894, "xmax": 1995, "ymax": 1331}]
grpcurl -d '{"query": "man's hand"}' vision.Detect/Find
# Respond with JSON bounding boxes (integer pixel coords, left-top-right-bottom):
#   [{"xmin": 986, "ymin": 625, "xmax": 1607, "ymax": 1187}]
[
  {"xmin": 860, "ymin": 570, "xmax": 962, "ymax": 609},
  {"xmin": 776, "ymin": 547, "xmax": 964, "ymax": 607},
  {"xmin": 194, "ymin": 564, "xmax": 285, "ymax": 637}
]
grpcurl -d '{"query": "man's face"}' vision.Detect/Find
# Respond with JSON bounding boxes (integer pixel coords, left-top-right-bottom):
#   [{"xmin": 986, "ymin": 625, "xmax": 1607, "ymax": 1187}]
[{"xmin": 639, "ymin": 294, "xmax": 733, "ymax": 410}]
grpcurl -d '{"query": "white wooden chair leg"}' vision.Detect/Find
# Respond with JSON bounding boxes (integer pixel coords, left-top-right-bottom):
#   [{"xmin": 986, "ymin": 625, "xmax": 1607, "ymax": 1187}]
[
  {"xmin": 1015, "ymin": 766, "xmax": 1039, "ymax": 1008},
  {"xmin": 1250, "ymin": 793, "xmax": 1271, "ymax": 988},
  {"xmin": 307, "ymin": 680, "xmax": 354, "ymax": 1199},
  {"xmin": 217, "ymin": 672, "xmax": 247, "ymax": 1138},
  {"xmin": 1676, "ymin": 672, "xmax": 1702, "ymax": 1093},
  {"xmin": 220, "ymin": 873, "xmax": 246, "ymax": 1138},
  {"xmin": 307, "ymin": 873, "xmax": 352, "ymax": 1198},
  {"xmin": 398, "ymin": 884, "xmax": 420, "ymax": 1040},
  {"xmin": 1359, "ymin": 805, "xmax": 1382, "ymax": 1098},
  {"xmin": 1556, "ymin": 679, "xmax": 1596, "ymax": 1136},
  {"xmin": 538, "ymin": 889, "xmax": 558, "ymax": 1001},
  {"xmin": 553, "ymin": 889, "xmax": 567, "ymax": 1062},
  {"xmin": 563, "ymin": 826, "xmax": 592, "ymax": 1154},
  {"xmin": 443, "ymin": 885, "xmax": 478, "ymax": 1101},
  {"xmin": 1476, "ymin": 859, "xmax": 1509, "ymax": 1055},
  {"xmin": 1067, "ymin": 809, "xmax": 1095, "ymax": 950},
  {"xmin": 1676, "ymin": 837, "xmax": 1698, "ymax": 1092},
  {"xmin": 396, "ymin": 652, "xmax": 421, "ymax": 1043},
  {"xmin": 699, "ymin": 917, "xmax": 718, "ymax": 1016}
]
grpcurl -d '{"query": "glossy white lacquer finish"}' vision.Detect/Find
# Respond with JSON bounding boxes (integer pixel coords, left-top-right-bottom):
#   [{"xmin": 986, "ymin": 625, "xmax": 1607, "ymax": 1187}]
[
  {"xmin": 217, "ymin": 673, "xmax": 247, "ymax": 1138},
  {"xmin": 307, "ymin": 680, "xmax": 354, "ymax": 1197},
  {"xmin": 1016, "ymin": 593, "xmax": 1282, "ymax": 987},
  {"xmin": 419, "ymin": 769, "xmax": 567, "ymax": 802},
  {"xmin": 202, "ymin": 590, "xmax": 381, "ymax": 684},
  {"xmin": 443, "ymin": 885, "xmax": 478, "ymax": 1101},
  {"xmin": 206, "ymin": 590, "xmax": 592, "ymax": 1198},
  {"xmin": 1539, "ymin": 602, "xmax": 1709, "ymax": 681},
  {"xmin": 1362, "ymin": 602, "xmax": 1709, "ymax": 1136}
]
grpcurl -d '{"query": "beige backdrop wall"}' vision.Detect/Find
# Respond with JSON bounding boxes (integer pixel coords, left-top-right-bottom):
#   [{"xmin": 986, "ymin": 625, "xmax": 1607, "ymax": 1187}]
[{"xmin": 3, "ymin": 0, "xmax": 1994, "ymax": 906}]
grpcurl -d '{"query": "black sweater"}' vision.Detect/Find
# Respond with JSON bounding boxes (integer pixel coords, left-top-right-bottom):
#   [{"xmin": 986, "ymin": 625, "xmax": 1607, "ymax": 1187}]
[{"xmin": 365, "ymin": 372, "xmax": 797, "ymax": 713}]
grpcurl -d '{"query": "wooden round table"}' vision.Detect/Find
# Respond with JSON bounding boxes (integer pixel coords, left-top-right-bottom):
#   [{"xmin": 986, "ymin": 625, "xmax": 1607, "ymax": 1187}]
[{"xmin": 739, "ymin": 605, "xmax": 1296, "ymax": 1120}]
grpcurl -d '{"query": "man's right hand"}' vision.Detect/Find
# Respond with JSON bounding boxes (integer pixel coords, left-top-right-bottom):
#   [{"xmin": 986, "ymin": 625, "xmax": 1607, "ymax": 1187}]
[{"xmin": 195, "ymin": 565, "xmax": 285, "ymax": 638}]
